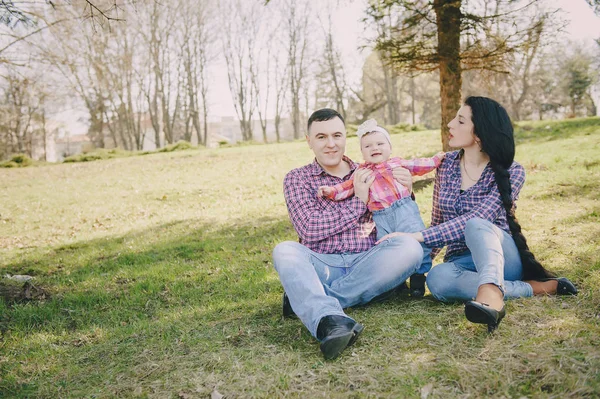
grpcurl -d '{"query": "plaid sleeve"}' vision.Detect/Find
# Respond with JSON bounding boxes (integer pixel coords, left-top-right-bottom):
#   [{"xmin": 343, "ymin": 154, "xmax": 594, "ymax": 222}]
[
  {"xmin": 399, "ymin": 152, "xmax": 445, "ymax": 176},
  {"xmin": 422, "ymin": 163, "xmax": 525, "ymax": 248},
  {"xmin": 324, "ymin": 177, "xmax": 355, "ymax": 201},
  {"xmin": 284, "ymin": 170, "xmax": 368, "ymax": 243},
  {"xmin": 428, "ymin": 167, "xmax": 444, "ymax": 260}
]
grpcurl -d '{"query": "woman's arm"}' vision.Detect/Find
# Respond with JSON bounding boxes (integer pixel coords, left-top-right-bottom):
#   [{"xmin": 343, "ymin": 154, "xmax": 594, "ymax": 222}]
[{"xmin": 421, "ymin": 164, "xmax": 525, "ymax": 248}]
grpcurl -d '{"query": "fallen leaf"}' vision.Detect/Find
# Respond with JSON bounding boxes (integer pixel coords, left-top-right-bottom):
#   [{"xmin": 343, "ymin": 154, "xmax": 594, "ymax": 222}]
[{"xmin": 211, "ymin": 389, "xmax": 224, "ymax": 399}]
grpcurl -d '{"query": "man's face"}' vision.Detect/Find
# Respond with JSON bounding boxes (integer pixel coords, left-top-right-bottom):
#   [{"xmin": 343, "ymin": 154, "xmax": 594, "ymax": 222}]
[{"xmin": 306, "ymin": 117, "xmax": 347, "ymax": 170}]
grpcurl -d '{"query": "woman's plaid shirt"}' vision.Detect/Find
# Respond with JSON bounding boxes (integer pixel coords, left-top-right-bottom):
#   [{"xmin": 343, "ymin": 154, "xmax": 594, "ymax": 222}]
[
  {"xmin": 422, "ymin": 150, "xmax": 526, "ymax": 261},
  {"xmin": 283, "ymin": 156, "xmax": 376, "ymax": 254}
]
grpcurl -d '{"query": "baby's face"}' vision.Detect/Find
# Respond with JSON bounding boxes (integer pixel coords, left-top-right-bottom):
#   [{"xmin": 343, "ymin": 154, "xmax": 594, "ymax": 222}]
[{"xmin": 360, "ymin": 131, "xmax": 391, "ymax": 164}]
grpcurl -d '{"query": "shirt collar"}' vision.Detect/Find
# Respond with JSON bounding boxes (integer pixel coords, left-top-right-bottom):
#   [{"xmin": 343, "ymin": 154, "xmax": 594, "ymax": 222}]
[
  {"xmin": 448, "ymin": 150, "xmax": 462, "ymax": 161},
  {"xmin": 309, "ymin": 155, "xmax": 358, "ymax": 176}
]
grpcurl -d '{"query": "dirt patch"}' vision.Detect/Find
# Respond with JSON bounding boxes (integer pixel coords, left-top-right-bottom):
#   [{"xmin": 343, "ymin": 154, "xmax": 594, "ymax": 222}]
[{"xmin": 0, "ymin": 280, "xmax": 50, "ymax": 304}]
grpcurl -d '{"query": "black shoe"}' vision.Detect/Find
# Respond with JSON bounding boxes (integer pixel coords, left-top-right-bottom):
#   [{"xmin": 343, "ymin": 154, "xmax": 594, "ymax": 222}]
[
  {"xmin": 464, "ymin": 301, "xmax": 506, "ymax": 333},
  {"xmin": 538, "ymin": 277, "xmax": 578, "ymax": 296},
  {"xmin": 282, "ymin": 293, "xmax": 297, "ymax": 319},
  {"xmin": 410, "ymin": 274, "xmax": 426, "ymax": 298},
  {"xmin": 316, "ymin": 315, "xmax": 364, "ymax": 360}
]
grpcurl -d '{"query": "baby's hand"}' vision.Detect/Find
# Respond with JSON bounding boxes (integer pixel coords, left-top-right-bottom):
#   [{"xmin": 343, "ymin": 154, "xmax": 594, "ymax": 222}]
[{"xmin": 317, "ymin": 186, "xmax": 334, "ymax": 198}]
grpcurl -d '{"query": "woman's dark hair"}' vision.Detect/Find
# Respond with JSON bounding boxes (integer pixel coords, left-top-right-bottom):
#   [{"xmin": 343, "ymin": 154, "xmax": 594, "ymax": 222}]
[{"xmin": 465, "ymin": 96, "xmax": 555, "ymax": 280}]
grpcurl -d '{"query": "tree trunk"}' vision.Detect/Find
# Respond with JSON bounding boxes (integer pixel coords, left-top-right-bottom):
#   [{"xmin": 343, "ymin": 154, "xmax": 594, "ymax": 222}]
[
  {"xmin": 410, "ymin": 77, "xmax": 416, "ymax": 125},
  {"xmin": 435, "ymin": 0, "xmax": 462, "ymax": 152},
  {"xmin": 41, "ymin": 109, "xmax": 47, "ymax": 161}
]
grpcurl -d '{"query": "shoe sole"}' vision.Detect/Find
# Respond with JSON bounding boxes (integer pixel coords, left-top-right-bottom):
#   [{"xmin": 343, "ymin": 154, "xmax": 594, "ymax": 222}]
[
  {"xmin": 320, "ymin": 331, "xmax": 354, "ymax": 360},
  {"xmin": 464, "ymin": 302, "xmax": 504, "ymax": 333},
  {"xmin": 347, "ymin": 322, "xmax": 364, "ymax": 347},
  {"xmin": 320, "ymin": 322, "xmax": 364, "ymax": 360},
  {"xmin": 464, "ymin": 304, "xmax": 495, "ymax": 325}
]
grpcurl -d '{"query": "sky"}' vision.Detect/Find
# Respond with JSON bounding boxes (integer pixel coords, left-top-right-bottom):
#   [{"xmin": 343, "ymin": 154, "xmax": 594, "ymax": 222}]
[
  {"xmin": 208, "ymin": 0, "xmax": 600, "ymax": 118},
  {"xmin": 57, "ymin": 0, "xmax": 600, "ymax": 134},
  {"xmin": 554, "ymin": 0, "xmax": 600, "ymax": 40}
]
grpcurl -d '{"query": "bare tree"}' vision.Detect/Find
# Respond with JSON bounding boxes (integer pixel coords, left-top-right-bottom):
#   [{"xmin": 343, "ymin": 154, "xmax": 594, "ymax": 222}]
[
  {"xmin": 273, "ymin": 54, "xmax": 288, "ymax": 142},
  {"xmin": 179, "ymin": 0, "xmax": 213, "ymax": 145},
  {"xmin": 221, "ymin": 0, "xmax": 259, "ymax": 141},
  {"xmin": 314, "ymin": 11, "xmax": 349, "ymax": 121},
  {"xmin": 252, "ymin": 45, "xmax": 271, "ymax": 143},
  {"xmin": 0, "ymin": 69, "xmax": 45, "ymax": 159},
  {"xmin": 141, "ymin": 0, "xmax": 182, "ymax": 147},
  {"xmin": 280, "ymin": 0, "xmax": 311, "ymax": 139}
]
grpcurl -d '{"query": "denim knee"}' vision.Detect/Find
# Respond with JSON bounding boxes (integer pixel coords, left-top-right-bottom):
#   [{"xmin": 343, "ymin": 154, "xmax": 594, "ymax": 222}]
[
  {"xmin": 426, "ymin": 265, "xmax": 454, "ymax": 302},
  {"xmin": 464, "ymin": 217, "xmax": 493, "ymax": 244},
  {"xmin": 272, "ymin": 241, "xmax": 305, "ymax": 273},
  {"xmin": 386, "ymin": 235, "xmax": 423, "ymax": 273},
  {"xmin": 390, "ymin": 235, "xmax": 423, "ymax": 257}
]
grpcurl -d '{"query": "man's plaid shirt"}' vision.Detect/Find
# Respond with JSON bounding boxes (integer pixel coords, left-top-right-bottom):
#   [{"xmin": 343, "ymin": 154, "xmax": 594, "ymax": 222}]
[
  {"xmin": 283, "ymin": 156, "xmax": 376, "ymax": 254},
  {"xmin": 422, "ymin": 150, "xmax": 526, "ymax": 261}
]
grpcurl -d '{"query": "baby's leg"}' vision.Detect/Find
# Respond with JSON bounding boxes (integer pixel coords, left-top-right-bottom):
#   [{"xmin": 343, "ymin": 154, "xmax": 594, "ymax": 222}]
[{"xmin": 386, "ymin": 198, "xmax": 431, "ymax": 297}]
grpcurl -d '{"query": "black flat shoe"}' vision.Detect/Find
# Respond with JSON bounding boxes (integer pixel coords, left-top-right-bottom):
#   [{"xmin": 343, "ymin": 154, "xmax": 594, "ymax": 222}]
[
  {"xmin": 316, "ymin": 315, "xmax": 364, "ymax": 360},
  {"xmin": 410, "ymin": 273, "xmax": 426, "ymax": 298},
  {"xmin": 538, "ymin": 277, "xmax": 578, "ymax": 296},
  {"xmin": 464, "ymin": 301, "xmax": 506, "ymax": 333},
  {"xmin": 282, "ymin": 292, "xmax": 297, "ymax": 319}
]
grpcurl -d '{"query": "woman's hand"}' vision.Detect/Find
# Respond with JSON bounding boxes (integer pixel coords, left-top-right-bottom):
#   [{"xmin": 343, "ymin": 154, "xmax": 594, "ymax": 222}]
[
  {"xmin": 392, "ymin": 167, "xmax": 413, "ymax": 192},
  {"xmin": 353, "ymin": 168, "xmax": 375, "ymax": 204},
  {"xmin": 376, "ymin": 231, "xmax": 424, "ymax": 245}
]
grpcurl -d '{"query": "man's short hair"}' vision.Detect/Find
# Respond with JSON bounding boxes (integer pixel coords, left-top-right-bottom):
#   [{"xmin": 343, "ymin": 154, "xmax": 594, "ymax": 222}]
[{"xmin": 307, "ymin": 108, "xmax": 345, "ymax": 133}]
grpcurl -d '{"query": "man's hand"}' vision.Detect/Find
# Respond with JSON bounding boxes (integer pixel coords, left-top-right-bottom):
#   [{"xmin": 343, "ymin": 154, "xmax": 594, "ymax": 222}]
[
  {"xmin": 392, "ymin": 166, "xmax": 413, "ymax": 192},
  {"xmin": 353, "ymin": 168, "xmax": 375, "ymax": 204},
  {"xmin": 317, "ymin": 186, "xmax": 335, "ymax": 198},
  {"xmin": 375, "ymin": 231, "xmax": 424, "ymax": 245}
]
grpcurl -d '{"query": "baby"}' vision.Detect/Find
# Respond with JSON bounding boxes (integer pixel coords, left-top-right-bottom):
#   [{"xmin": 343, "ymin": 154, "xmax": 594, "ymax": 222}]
[{"xmin": 318, "ymin": 119, "xmax": 444, "ymax": 297}]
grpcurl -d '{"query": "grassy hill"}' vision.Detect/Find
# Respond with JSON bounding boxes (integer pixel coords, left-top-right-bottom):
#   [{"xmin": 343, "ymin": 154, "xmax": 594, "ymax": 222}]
[{"xmin": 1, "ymin": 117, "xmax": 599, "ymax": 398}]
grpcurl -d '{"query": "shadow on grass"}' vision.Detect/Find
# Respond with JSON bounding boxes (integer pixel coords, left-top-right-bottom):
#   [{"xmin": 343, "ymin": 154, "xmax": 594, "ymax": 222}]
[
  {"xmin": 1, "ymin": 217, "xmax": 298, "ymax": 332},
  {"xmin": 413, "ymin": 177, "xmax": 434, "ymax": 192},
  {"xmin": 1, "ymin": 204, "xmax": 599, "ymax": 397}
]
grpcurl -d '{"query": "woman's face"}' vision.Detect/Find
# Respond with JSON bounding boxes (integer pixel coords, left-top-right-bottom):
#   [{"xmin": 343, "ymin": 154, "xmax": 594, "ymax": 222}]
[{"xmin": 448, "ymin": 105, "xmax": 478, "ymax": 149}]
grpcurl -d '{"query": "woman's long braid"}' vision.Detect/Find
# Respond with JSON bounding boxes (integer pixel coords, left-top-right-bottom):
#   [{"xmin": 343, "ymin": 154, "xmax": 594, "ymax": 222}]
[
  {"xmin": 465, "ymin": 96, "xmax": 555, "ymax": 281},
  {"xmin": 488, "ymin": 161, "xmax": 555, "ymax": 280}
]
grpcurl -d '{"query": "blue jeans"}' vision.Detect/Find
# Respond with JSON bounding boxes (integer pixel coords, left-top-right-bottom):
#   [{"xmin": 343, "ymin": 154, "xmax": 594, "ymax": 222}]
[
  {"xmin": 426, "ymin": 217, "xmax": 534, "ymax": 302},
  {"xmin": 373, "ymin": 197, "xmax": 432, "ymax": 274},
  {"xmin": 272, "ymin": 236, "xmax": 423, "ymax": 337}
]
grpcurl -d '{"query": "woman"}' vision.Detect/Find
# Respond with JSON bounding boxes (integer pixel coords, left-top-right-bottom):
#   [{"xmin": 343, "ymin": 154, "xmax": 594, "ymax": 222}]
[{"xmin": 384, "ymin": 96, "xmax": 577, "ymax": 332}]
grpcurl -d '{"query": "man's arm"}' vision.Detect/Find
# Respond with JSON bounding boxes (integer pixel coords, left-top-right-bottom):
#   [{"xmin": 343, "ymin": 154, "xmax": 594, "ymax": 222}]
[{"xmin": 284, "ymin": 170, "xmax": 368, "ymax": 243}]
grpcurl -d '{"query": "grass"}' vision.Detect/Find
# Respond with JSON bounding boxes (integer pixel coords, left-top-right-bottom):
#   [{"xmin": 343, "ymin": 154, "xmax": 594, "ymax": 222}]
[{"xmin": 0, "ymin": 117, "xmax": 599, "ymax": 398}]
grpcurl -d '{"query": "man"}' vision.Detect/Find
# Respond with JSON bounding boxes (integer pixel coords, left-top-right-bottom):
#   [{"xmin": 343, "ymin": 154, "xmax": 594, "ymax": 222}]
[{"xmin": 272, "ymin": 108, "xmax": 424, "ymax": 360}]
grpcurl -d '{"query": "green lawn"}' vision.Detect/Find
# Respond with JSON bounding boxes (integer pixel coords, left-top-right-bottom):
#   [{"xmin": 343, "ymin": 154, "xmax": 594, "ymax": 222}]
[{"xmin": 1, "ymin": 118, "xmax": 599, "ymax": 398}]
